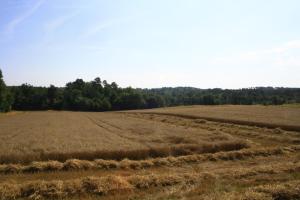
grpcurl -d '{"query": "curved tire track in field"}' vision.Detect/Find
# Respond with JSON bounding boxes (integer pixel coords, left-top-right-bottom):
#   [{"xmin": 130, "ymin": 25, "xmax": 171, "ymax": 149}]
[
  {"xmin": 85, "ymin": 115, "xmax": 114, "ymax": 133},
  {"xmin": 126, "ymin": 112, "xmax": 300, "ymax": 132},
  {"xmin": 84, "ymin": 114, "xmax": 151, "ymax": 146}
]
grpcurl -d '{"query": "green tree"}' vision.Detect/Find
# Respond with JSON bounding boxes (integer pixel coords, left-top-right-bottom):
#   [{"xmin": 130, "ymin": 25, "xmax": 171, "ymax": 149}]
[
  {"xmin": 47, "ymin": 85, "xmax": 63, "ymax": 109},
  {"xmin": 116, "ymin": 89, "xmax": 146, "ymax": 110},
  {"xmin": 0, "ymin": 70, "xmax": 12, "ymax": 112},
  {"xmin": 145, "ymin": 95, "xmax": 165, "ymax": 108}
]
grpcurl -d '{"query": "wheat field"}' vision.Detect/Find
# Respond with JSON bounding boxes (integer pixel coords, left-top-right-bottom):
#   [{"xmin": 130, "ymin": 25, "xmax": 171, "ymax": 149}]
[
  {"xmin": 130, "ymin": 105, "xmax": 300, "ymax": 131},
  {"xmin": 0, "ymin": 105, "xmax": 300, "ymax": 199}
]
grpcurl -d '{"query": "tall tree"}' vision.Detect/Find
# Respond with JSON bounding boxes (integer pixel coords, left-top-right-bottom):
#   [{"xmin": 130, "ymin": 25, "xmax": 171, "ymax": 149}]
[{"xmin": 0, "ymin": 69, "xmax": 12, "ymax": 112}]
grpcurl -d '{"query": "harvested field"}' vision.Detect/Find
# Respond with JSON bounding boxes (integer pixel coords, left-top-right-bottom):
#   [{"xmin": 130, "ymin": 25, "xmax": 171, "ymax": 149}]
[
  {"xmin": 0, "ymin": 105, "xmax": 300, "ymax": 199},
  {"xmin": 129, "ymin": 105, "xmax": 300, "ymax": 131},
  {"xmin": 0, "ymin": 111, "xmax": 249, "ymax": 164}
]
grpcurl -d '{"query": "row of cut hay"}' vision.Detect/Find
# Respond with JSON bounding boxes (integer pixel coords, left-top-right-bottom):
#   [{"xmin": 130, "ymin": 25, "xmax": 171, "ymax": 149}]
[
  {"xmin": 185, "ymin": 161, "xmax": 300, "ymax": 200},
  {"xmin": 200, "ymin": 180, "xmax": 300, "ymax": 200},
  {"xmin": 0, "ymin": 173, "xmax": 196, "ymax": 200},
  {"xmin": 1, "ymin": 160, "xmax": 300, "ymax": 200},
  {"xmin": 215, "ymin": 180, "xmax": 300, "ymax": 200},
  {"xmin": 250, "ymin": 180, "xmax": 300, "ymax": 200},
  {"xmin": 183, "ymin": 160, "xmax": 300, "ymax": 200},
  {"xmin": 135, "ymin": 112, "xmax": 300, "ymax": 132},
  {"xmin": 1, "ymin": 145, "xmax": 298, "ymax": 174},
  {"xmin": 0, "ymin": 140, "xmax": 249, "ymax": 164},
  {"xmin": 225, "ymin": 161, "xmax": 300, "ymax": 180}
]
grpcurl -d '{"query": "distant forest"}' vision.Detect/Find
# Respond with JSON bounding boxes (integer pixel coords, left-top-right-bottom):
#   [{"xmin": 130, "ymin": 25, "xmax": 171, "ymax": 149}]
[{"xmin": 0, "ymin": 69, "xmax": 300, "ymax": 112}]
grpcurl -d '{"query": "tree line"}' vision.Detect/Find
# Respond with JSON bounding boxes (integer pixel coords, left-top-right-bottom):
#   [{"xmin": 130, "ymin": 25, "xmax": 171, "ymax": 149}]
[
  {"xmin": 0, "ymin": 70, "xmax": 13, "ymax": 112},
  {"xmin": 0, "ymin": 69, "xmax": 300, "ymax": 112}
]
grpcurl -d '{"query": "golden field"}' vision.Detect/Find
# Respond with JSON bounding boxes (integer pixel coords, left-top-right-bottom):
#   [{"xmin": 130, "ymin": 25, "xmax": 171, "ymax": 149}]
[
  {"xmin": 130, "ymin": 105, "xmax": 300, "ymax": 131},
  {"xmin": 0, "ymin": 105, "xmax": 300, "ymax": 199}
]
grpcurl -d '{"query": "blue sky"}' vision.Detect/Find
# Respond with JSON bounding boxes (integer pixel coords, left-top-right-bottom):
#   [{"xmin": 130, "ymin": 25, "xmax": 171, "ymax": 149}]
[{"xmin": 0, "ymin": 0, "xmax": 299, "ymax": 88}]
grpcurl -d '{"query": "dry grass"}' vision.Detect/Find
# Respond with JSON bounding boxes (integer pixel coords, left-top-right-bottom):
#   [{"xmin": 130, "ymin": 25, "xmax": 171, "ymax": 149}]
[
  {"xmin": 0, "ymin": 161, "xmax": 299, "ymax": 200},
  {"xmin": 0, "ymin": 111, "xmax": 248, "ymax": 164},
  {"xmin": 129, "ymin": 105, "xmax": 300, "ymax": 131},
  {"xmin": 126, "ymin": 112, "xmax": 300, "ymax": 147},
  {"xmin": 1, "ymin": 107, "xmax": 300, "ymax": 199},
  {"xmin": 250, "ymin": 180, "xmax": 300, "ymax": 200},
  {"xmin": 0, "ymin": 140, "xmax": 249, "ymax": 164},
  {"xmin": 1, "ymin": 144, "xmax": 298, "ymax": 174},
  {"xmin": 0, "ymin": 173, "xmax": 196, "ymax": 199},
  {"xmin": 199, "ymin": 180, "xmax": 300, "ymax": 200}
]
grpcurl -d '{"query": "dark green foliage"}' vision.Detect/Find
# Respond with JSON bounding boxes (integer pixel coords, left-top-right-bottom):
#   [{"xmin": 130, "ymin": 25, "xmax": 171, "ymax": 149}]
[
  {"xmin": 47, "ymin": 85, "xmax": 63, "ymax": 109},
  {"xmin": 146, "ymin": 87, "xmax": 300, "ymax": 106},
  {"xmin": 10, "ymin": 84, "xmax": 49, "ymax": 110},
  {"xmin": 144, "ymin": 95, "xmax": 165, "ymax": 108},
  {"xmin": 1, "ymin": 70, "xmax": 299, "ymax": 112},
  {"xmin": 114, "ymin": 88, "xmax": 145, "ymax": 110},
  {"xmin": 9, "ymin": 83, "xmax": 300, "ymax": 112},
  {"xmin": 0, "ymin": 70, "xmax": 12, "ymax": 112}
]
